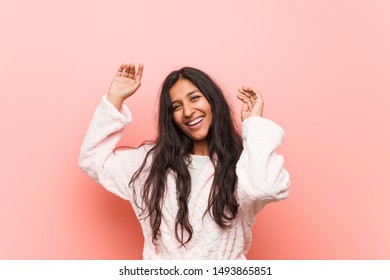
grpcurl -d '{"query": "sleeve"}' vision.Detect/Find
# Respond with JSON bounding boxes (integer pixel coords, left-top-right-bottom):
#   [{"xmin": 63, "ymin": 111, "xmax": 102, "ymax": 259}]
[
  {"xmin": 236, "ymin": 116, "xmax": 290, "ymax": 225},
  {"xmin": 78, "ymin": 95, "xmax": 148, "ymax": 201}
]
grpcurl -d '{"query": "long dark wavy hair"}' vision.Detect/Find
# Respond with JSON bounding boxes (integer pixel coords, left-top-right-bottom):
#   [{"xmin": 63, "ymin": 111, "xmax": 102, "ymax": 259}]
[{"xmin": 129, "ymin": 67, "xmax": 243, "ymax": 246}]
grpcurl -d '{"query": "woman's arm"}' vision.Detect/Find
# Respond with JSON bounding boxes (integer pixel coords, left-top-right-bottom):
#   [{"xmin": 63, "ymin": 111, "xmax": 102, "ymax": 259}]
[
  {"xmin": 78, "ymin": 64, "xmax": 147, "ymax": 200},
  {"xmin": 236, "ymin": 87, "xmax": 290, "ymax": 224}
]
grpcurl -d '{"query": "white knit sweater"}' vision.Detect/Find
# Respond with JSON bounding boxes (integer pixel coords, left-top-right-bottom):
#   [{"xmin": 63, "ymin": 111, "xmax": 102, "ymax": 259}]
[{"xmin": 78, "ymin": 96, "xmax": 290, "ymax": 259}]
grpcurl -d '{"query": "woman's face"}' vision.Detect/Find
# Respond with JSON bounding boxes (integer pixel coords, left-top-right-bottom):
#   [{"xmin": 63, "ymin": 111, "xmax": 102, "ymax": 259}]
[{"xmin": 169, "ymin": 79, "xmax": 212, "ymax": 153}]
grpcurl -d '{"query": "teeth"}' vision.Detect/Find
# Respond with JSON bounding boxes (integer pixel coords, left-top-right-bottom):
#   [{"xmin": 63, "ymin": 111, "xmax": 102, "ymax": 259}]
[{"xmin": 187, "ymin": 117, "xmax": 203, "ymax": 126}]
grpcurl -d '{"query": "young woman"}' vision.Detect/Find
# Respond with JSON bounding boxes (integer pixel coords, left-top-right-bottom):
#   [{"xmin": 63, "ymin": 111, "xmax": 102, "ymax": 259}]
[{"xmin": 79, "ymin": 63, "xmax": 290, "ymax": 259}]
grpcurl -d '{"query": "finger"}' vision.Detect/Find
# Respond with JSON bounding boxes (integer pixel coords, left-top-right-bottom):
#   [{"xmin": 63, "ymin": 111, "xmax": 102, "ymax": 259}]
[
  {"xmin": 237, "ymin": 93, "xmax": 252, "ymax": 103},
  {"xmin": 237, "ymin": 94, "xmax": 253, "ymax": 111},
  {"xmin": 241, "ymin": 86, "xmax": 262, "ymax": 100},
  {"xmin": 239, "ymin": 86, "xmax": 256, "ymax": 98},
  {"xmin": 240, "ymin": 87, "xmax": 264, "ymax": 107},
  {"xmin": 242, "ymin": 102, "xmax": 249, "ymax": 113},
  {"xmin": 128, "ymin": 63, "xmax": 136, "ymax": 79},
  {"xmin": 116, "ymin": 64, "xmax": 127, "ymax": 77},
  {"xmin": 135, "ymin": 63, "xmax": 144, "ymax": 82},
  {"xmin": 237, "ymin": 93, "xmax": 246, "ymax": 102},
  {"xmin": 122, "ymin": 64, "xmax": 131, "ymax": 78},
  {"xmin": 238, "ymin": 95, "xmax": 251, "ymax": 112},
  {"xmin": 238, "ymin": 88, "xmax": 256, "ymax": 104},
  {"xmin": 238, "ymin": 88, "xmax": 257, "ymax": 106}
]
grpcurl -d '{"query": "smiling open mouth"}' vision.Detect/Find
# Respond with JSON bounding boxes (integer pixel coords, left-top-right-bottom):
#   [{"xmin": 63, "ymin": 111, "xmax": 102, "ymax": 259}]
[{"xmin": 187, "ymin": 117, "xmax": 204, "ymax": 126}]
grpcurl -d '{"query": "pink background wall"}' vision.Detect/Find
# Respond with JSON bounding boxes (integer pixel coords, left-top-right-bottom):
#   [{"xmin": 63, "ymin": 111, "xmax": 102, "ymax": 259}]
[{"xmin": 1, "ymin": 0, "xmax": 389, "ymax": 259}]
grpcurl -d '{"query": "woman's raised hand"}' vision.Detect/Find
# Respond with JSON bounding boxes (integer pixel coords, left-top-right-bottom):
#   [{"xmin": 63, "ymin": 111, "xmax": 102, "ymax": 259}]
[
  {"xmin": 107, "ymin": 63, "xmax": 144, "ymax": 110},
  {"xmin": 237, "ymin": 86, "xmax": 264, "ymax": 121}
]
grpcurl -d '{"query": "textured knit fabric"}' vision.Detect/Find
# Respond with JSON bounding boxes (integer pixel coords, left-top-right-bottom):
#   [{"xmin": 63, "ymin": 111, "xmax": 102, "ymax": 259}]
[
  {"xmin": 78, "ymin": 95, "xmax": 290, "ymax": 260},
  {"xmin": 188, "ymin": 155, "xmax": 210, "ymax": 187}
]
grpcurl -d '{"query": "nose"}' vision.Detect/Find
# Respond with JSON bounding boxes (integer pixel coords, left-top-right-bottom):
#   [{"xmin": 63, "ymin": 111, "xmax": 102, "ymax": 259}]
[{"xmin": 183, "ymin": 103, "xmax": 195, "ymax": 118}]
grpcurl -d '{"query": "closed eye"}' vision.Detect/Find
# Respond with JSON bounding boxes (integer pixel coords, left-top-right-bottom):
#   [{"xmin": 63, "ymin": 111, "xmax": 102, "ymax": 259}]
[
  {"xmin": 172, "ymin": 104, "xmax": 181, "ymax": 111},
  {"xmin": 190, "ymin": 95, "xmax": 200, "ymax": 102}
]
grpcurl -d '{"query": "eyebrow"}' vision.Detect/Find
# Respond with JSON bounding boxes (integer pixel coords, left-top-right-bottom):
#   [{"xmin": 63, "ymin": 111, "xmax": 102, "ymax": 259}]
[{"xmin": 171, "ymin": 89, "xmax": 200, "ymax": 104}]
